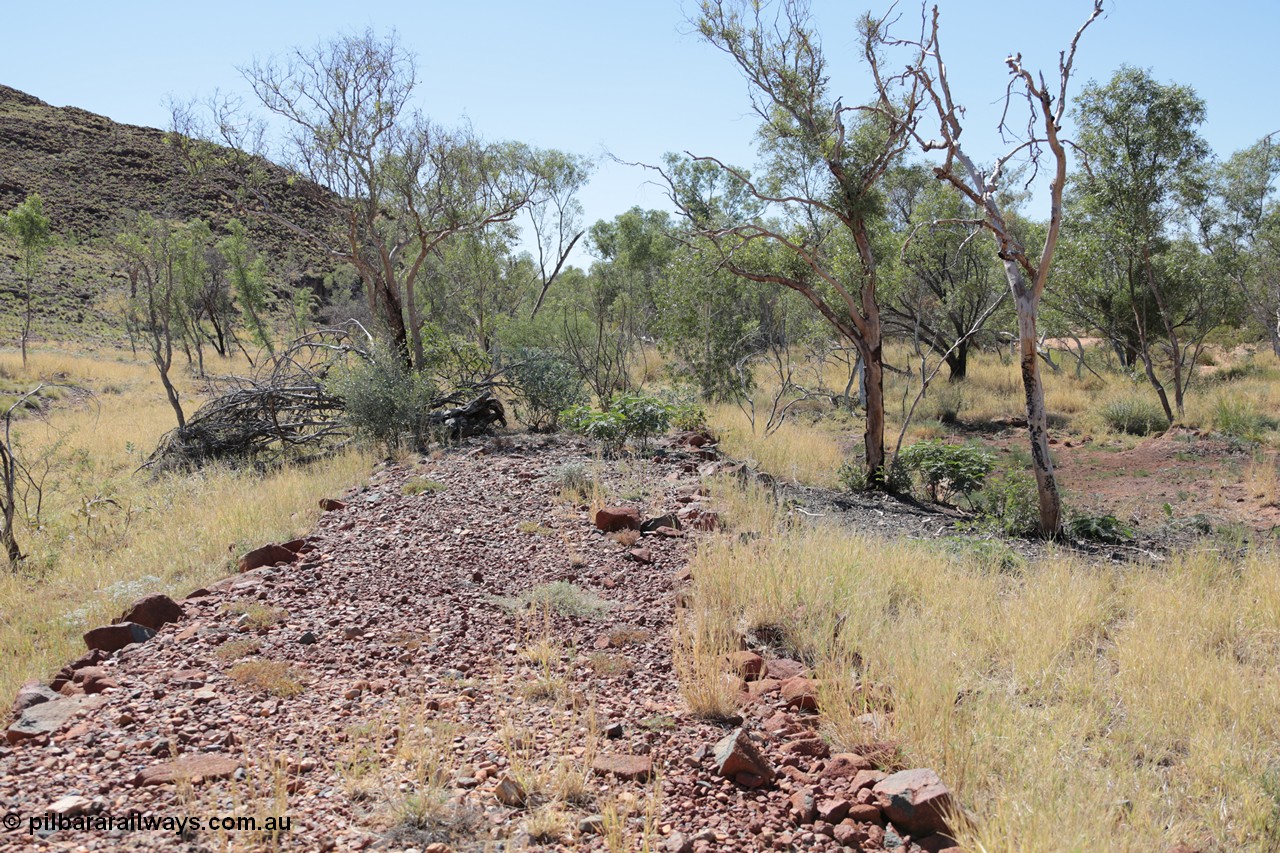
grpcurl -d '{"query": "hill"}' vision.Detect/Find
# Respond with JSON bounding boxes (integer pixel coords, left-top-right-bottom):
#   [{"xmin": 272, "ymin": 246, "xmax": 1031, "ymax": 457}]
[{"xmin": 0, "ymin": 84, "xmax": 344, "ymax": 342}]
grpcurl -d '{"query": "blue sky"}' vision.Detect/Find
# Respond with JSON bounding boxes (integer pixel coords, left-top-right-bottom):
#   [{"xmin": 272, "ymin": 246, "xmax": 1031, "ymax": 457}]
[{"xmin": 4, "ymin": 1, "xmax": 1277, "ymax": 263}]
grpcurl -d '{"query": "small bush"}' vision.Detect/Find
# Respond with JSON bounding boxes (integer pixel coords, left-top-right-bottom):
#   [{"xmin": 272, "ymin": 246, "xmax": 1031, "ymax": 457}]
[
  {"xmin": 562, "ymin": 393, "xmax": 674, "ymax": 451},
  {"xmin": 610, "ymin": 393, "xmax": 672, "ymax": 447},
  {"xmin": 968, "ymin": 471, "xmax": 1041, "ymax": 537},
  {"xmin": 508, "ymin": 347, "xmax": 586, "ymax": 432},
  {"xmin": 1100, "ymin": 398, "xmax": 1168, "ymax": 436},
  {"xmin": 228, "ymin": 659, "xmax": 304, "ymax": 697},
  {"xmin": 670, "ymin": 401, "xmax": 708, "ymax": 432},
  {"xmin": 330, "ymin": 345, "xmax": 440, "ymax": 448},
  {"xmin": 837, "ymin": 459, "xmax": 912, "ymax": 494},
  {"xmin": 896, "ymin": 440, "xmax": 994, "ymax": 505},
  {"xmin": 500, "ymin": 582, "xmax": 613, "ymax": 619},
  {"xmin": 561, "ymin": 405, "xmax": 627, "ymax": 452},
  {"xmin": 1067, "ymin": 513, "xmax": 1134, "ymax": 544},
  {"xmin": 402, "ymin": 477, "xmax": 447, "ymax": 495}
]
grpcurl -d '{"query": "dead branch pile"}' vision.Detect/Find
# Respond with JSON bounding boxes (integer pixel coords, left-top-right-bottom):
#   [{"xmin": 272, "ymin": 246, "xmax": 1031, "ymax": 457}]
[
  {"xmin": 144, "ymin": 327, "xmax": 510, "ymax": 472},
  {"xmin": 144, "ymin": 329, "xmax": 361, "ymax": 472}
]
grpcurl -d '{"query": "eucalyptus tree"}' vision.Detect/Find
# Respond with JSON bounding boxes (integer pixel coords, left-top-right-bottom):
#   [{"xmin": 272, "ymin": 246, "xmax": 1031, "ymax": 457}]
[
  {"xmin": 1, "ymin": 193, "xmax": 52, "ymax": 368},
  {"xmin": 1070, "ymin": 65, "xmax": 1215, "ymax": 421},
  {"xmin": 867, "ymin": 1, "xmax": 1105, "ymax": 536},
  {"xmin": 670, "ymin": 0, "xmax": 921, "ymax": 485}
]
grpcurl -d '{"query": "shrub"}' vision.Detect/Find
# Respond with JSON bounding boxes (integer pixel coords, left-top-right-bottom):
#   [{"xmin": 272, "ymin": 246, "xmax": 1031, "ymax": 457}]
[
  {"xmin": 1066, "ymin": 513, "xmax": 1134, "ymax": 544},
  {"xmin": 562, "ymin": 393, "xmax": 674, "ymax": 451},
  {"xmin": 896, "ymin": 440, "xmax": 994, "ymax": 505},
  {"xmin": 837, "ymin": 459, "xmax": 912, "ymax": 494},
  {"xmin": 1100, "ymin": 397, "xmax": 1168, "ymax": 436},
  {"xmin": 561, "ymin": 405, "xmax": 627, "ymax": 453},
  {"xmin": 611, "ymin": 393, "xmax": 672, "ymax": 447},
  {"xmin": 330, "ymin": 345, "xmax": 440, "ymax": 448},
  {"xmin": 500, "ymin": 582, "xmax": 613, "ymax": 618},
  {"xmin": 507, "ymin": 347, "xmax": 586, "ymax": 432},
  {"xmin": 968, "ymin": 471, "xmax": 1041, "ymax": 537}
]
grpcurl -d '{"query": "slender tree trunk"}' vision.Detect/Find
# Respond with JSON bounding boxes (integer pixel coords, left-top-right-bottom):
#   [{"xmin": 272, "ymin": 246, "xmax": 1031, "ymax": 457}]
[
  {"xmin": 1132, "ymin": 304, "xmax": 1174, "ymax": 424},
  {"xmin": 1011, "ymin": 279, "xmax": 1062, "ymax": 537},
  {"xmin": 1, "ymin": 443, "xmax": 22, "ymax": 564},
  {"xmin": 21, "ymin": 279, "xmax": 31, "ymax": 370},
  {"xmin": 1143, "ymin": 249, "xmax": 1185, "ymax": 420}
]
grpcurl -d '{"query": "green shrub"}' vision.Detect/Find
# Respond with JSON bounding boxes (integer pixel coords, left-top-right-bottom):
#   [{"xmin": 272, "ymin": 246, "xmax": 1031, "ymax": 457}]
[
  {"xmin": 1066, "ymin": 513, "xmax": 1134, "ymax": 544},
  {"xmin": 1100, "ymin": 398, "xmax": 1168, "ymax": 436},
  {"xmin": 837, "ymin": 459, "xmax": 912, "ymax": 494},
  {"xmin": 611, "ymin": 393, "xmax": 672, "ymax": 447},
  {"xmin": 561, "ymin": 405, "xmax": 627, "ymax": 452},
  {"xmin": 507, "ymin": 347, "xmax": 586, "ymax": 432},
  {"xmin": 896, "ymin": 440, "xmax": 994, "ymax": 505},
  {"xmin": 562, "ymin": 393, "xmax": 674, "ymax": 451},
  {"xmin": 968, "ymin": 471, "xmax": 1041, "ymax": 537},
  {"xmin": 330, "ymin": 345, "xmax": 440, "ymax": 448}
]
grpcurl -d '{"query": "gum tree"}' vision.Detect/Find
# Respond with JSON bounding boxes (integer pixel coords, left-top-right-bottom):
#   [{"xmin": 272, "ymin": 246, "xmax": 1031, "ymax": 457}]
[
  {"xmin": 868, "ymin": 1, "xmax": 1104, "ymax": 535},
  {"xmin": 1, "ymin": 193, "xmax": 52, "ymax": 369},
  {"xmin": 670, "ymin": 0, "xmax": 922, "ymax": 484}
]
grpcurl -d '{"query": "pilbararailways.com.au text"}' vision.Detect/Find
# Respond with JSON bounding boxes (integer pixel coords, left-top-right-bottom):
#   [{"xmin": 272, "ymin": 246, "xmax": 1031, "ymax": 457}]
[{"xmin": 7, "ymin": 810, "xmax": 292, "ymax": 836}]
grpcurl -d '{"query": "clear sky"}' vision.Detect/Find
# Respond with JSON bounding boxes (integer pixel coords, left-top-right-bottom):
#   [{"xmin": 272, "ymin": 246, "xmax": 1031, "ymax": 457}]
[{"xmin": 3, "ymin": 1, "xmax": 1277, "ymax": 264}]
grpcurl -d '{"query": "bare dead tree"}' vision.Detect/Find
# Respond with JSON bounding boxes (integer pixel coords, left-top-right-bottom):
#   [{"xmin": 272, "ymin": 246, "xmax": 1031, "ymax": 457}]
[{"xmin": 867, "ymin": 1, "xmax": 1105, "ymax": 536}]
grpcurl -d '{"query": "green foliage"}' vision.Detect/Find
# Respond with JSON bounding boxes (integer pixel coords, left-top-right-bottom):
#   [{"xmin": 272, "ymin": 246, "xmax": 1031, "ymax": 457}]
[
  {"xmin": 668, "ymin": 400, "xmax": 708, "ymax": 432},
  {"xmin": 896, "ymin": 440, "xmax": 994, "ymax": 505},
  {"xmin": 506, "ymin": 347, "xmax": 585, "ymax": 432},
  {"xmin": 1100, "ymin": 398, "xmax": 1168, "ymax": 436},
  {"xmin": 561, "ymin": 405, "xmax": 627, "ymax": 452},
  {"xmin": 1, "ymin": 193, "xmax": 52, "ymax": 279},
  {"xmin": 967, "ymin": 471, "xmax": 1042, "ymax": 538},
  {"xmin": 219, "ymin": 219, "xmax": 274, "ymax": 355},
  {"xmin": 1066, "ymin": 513, "xmax": 1134, "ymax": 544},
  {"xmin": 329, "ymin": 345, "xmax": 440, "ymax": 448},
  {"xmin": 561, "ymin": 393, "xmax": 674, "ymax": 451},
  {"xmin": 610, "ymin": 393, "xmax": 672, "ymax": 447},
  {"xmin": 837, "ymin": 460, "xmax": 911, "ymax": 495}
]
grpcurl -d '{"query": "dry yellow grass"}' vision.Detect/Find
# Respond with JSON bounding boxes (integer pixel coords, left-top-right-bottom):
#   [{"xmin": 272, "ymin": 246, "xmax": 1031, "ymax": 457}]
[
  {"xmin": 0, "ymin": 345, "xmax": 372, "ymax": 701},
  {"xmin": 680, "ymin": 478, "xmax": 1280, "ymax": 851}
]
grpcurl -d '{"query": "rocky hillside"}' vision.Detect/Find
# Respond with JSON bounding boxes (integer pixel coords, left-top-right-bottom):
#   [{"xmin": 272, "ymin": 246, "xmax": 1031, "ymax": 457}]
[{"xmin": 0, "ymin": 85, "xmax": 344, "ymax": 341}]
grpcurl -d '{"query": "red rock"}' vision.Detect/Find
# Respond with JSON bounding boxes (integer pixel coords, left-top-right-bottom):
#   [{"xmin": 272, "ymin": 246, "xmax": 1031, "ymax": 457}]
[
  {"xmin": 47, "ymin": 795, "xmax": 94, "ymax": 816},
  {"xmin": 319, "ymin": 498, "xmax": 346, "ymax": 511},
  {"xmin": 821, "ymin": 753, "xmax": 875, "ymax": 780},
  {"xmin": 281, "ymin": 538, "xmax": 308, "ymax": 553},
  {"xmin": 593, "ymin": 506, "xmax": 642, "ymax": 532},
  {"xmin": 83, "ymin": 622, "xmax": 155, "ymax": 653},
  {"xmin": 12, "ymin": 681, "xmax": 59, "ymax": 716},
  {"xmin": 916, "ymin": 833, "xmax": 962, "ymax": 853},
  {"xmin": 628, "ymin": 547, "xmax": 653, "ymax": 564},
  {"xmin": 817, "ymin": 798, "xmax": 851, "ymax": 823},
  {"xmin": 71, "ymin": 667, "xmax": 118, "ymax": 694},
  {"xmin": 746, "ymin": 678, "xmax": 781, "ymax": 698},
  {"xmin": 851, "ymin": 769, "xmax": 887, "ymax": 789},
  {"xmin": 789, "ymin": 786, "xmax": 817, "ymax": 824},
  {"xmin": 237, "ymin": 544, "xmax": 297, "ymax": 572},
  {"xmin": 712, "ymin": 728, "xmax": 775, "ymax": 787},
  {"xmin": 725, "ymin": 651, "xmax": 765, "ymax": 680},
  {"xmin": 117, "ymin": 594, "xmax": 185, "ymax": 631},
  {"xmin": 780, "ymin": 737, "xmax": 829, "ymax": 758},
  {"xmin": 493, "ymin": 775, "xmax": 527, "ymax": 807},
  {"xmin": 591, "ymin": 754, "xmax": 652, "ymax": 782},
  {"xmin": 849, "ymin": 802, "xmax": 883, "ymax": 824},
  {"xmin": 780, "ymin": 676, "xmax": 820, "ymax": 711},
  {"xmin": 133, "ymin": 754, "xmax": 239, "ymax": 786},
  {"xmin": 873, "ymin": 768, "xmax": 954, "ymax": 837},
  {"xmin": 7, "ymin": 696, "xmax": 95, "ymax": 743},
  {"xmin": 833, "ymin": 821, "xmax": 859, "ymax": 847},
  {"xmin": 765, "ymin": 658, "xmax": 807, "ymax": 680}
]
